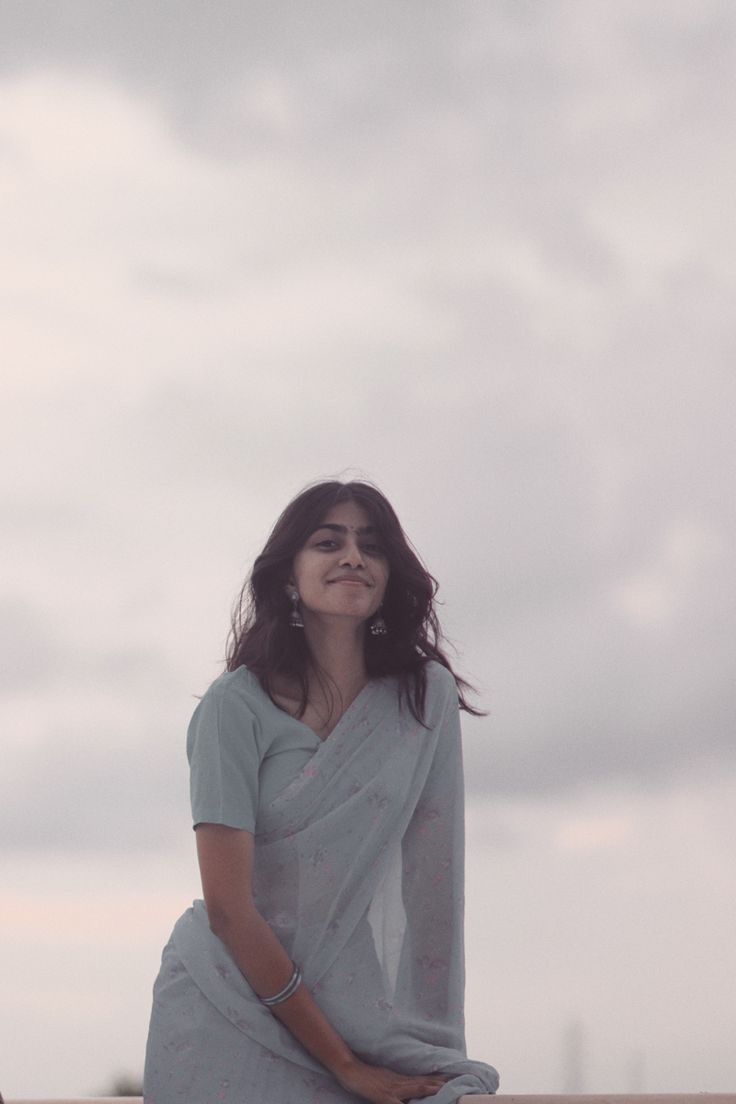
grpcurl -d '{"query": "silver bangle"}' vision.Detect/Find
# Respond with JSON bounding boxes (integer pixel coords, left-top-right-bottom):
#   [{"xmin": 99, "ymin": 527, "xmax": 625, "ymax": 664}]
[{"xmin": 260, "ymin": 964, "xmax": 302, "ymax": 1007}]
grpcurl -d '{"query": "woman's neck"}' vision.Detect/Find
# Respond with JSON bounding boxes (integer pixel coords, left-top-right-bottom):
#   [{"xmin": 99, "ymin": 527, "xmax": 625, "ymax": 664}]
[{"xmin": 302, "ymin": 617, "xmax": 369, "ymax": 705}]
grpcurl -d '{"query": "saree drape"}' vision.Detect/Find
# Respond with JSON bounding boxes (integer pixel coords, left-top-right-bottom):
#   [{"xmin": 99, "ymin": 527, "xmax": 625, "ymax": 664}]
[{"xmin": 144, "ymin": 661, "xmax": 499, "ymax": 1103}]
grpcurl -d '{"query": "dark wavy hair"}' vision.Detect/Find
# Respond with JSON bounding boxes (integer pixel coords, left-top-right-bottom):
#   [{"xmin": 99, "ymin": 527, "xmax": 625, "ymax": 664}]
[{"xmin": 225, "ymin": 479, "xmax": 484, "ymax": 725}]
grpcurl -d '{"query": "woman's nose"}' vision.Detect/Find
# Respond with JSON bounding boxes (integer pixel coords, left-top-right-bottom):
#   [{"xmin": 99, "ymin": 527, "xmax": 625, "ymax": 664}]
[{"xmin": 340, "ymin": 539, "xmax": 365, "ymax": 568}]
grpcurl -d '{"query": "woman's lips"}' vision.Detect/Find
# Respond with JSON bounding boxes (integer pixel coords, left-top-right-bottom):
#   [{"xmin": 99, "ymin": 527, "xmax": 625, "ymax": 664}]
[{"xmin": 328, "ymin": 578, "xmax": 369, "ymax": 586}]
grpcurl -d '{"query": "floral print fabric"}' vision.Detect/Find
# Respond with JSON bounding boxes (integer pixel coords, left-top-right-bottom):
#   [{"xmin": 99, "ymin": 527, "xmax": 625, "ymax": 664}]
[{"xmin": 144, "ymin": 662, "xmax": 499, "ymax": 1103}]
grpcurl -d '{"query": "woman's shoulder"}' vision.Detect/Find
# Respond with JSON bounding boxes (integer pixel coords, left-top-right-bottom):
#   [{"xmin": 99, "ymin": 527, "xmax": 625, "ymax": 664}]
[
  {"xmin": 192, "ymin": 665, "xmax": 266, "ymax": 718},
  {"xmin": 423, "ymin": 657, "xmax": 456, "ymax": 693},
  {"xmin": 422, "ymin": 659, "xmax": 459, "ymax": 701}
]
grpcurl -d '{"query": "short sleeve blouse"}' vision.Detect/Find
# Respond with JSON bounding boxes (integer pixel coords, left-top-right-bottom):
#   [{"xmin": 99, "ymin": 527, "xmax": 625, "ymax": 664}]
[{"xmin": 186, "ymin": 666, "xmax": 319, "ymax": 833}]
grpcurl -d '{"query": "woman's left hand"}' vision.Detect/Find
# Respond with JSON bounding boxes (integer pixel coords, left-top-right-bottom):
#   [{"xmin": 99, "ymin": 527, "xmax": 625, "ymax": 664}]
[{"xmin": 331, "ymin": 1055, "xmax": 450, "ymax": 1102}]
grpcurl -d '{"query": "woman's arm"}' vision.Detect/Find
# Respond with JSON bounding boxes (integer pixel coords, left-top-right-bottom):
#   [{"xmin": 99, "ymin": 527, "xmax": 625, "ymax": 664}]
[
  {"xmin": 196, "ymin": 823, "xmax": 353, "ymax": 1068},
  {"xmin": 196, "ymin": 823, "xmax": 448, "ymax": 1104}
]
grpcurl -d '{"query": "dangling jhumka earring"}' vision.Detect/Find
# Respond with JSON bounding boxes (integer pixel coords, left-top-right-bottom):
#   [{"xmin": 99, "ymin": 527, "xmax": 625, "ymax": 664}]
[
  {"xmin": 369, "ymin": 608, "xmax": 388, "ymax": 636},
  {"xmin": 287, "ymin": 587, "xmax": 304, "ymax": 629}
]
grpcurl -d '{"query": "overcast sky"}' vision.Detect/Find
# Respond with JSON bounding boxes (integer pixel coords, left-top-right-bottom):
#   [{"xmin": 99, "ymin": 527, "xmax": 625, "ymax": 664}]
[{"xmin": 2, "ymin": 1, "xmax": 735, "ymax": 1098}]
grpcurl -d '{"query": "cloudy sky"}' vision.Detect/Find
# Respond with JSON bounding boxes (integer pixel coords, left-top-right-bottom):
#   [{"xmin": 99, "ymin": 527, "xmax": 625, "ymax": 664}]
[{"xmin": 2, "ymin": 0, "xmax": 735, "ymax": 1097}]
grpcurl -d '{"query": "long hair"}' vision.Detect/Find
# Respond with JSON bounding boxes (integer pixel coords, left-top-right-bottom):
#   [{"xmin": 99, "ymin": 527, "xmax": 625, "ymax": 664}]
[{"xmin": 225, "ymin": 479, "xmax": 485, "ymax": 724}]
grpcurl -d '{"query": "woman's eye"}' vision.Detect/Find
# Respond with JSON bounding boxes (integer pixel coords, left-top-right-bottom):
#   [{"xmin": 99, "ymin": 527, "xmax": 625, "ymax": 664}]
[
  {"xmin": 315, "ymin": 539, "xmax": 338, "ymax": 549},
  {"xmin": 363, "ymin": 543, "xmax": 384, "ymax": 555}
]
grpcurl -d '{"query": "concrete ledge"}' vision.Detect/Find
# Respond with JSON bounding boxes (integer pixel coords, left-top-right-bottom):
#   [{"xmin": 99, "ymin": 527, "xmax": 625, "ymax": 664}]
[
  {"xmin": 479, "ymin": 1098, "xmax": 736, "ymax": 1104},
  {"xmin": 4, "ymin": 1094, "xmax": 736, "ymax": 1103},
  {"xmin": 480, "ymin": 1099, "xmax": 736, "ymax": 1104}
]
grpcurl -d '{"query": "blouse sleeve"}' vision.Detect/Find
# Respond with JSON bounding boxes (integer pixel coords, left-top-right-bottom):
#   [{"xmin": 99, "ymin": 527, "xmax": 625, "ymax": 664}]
[{"xmin": 186, "ymin": 681, "xmax": 261, "ymax": 833}]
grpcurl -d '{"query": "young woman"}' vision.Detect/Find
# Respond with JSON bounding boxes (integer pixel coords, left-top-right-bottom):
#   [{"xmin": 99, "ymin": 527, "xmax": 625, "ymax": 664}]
[{"xmin": 144, "ymin": 480, "xmax": 499, "ymax": 1103}]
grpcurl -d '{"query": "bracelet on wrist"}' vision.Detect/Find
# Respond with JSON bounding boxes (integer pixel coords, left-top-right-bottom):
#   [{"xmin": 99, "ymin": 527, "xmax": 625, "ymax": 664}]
[{"xmin": 260, "ymin": 963, "xmax": 302, "ymax": 1007}]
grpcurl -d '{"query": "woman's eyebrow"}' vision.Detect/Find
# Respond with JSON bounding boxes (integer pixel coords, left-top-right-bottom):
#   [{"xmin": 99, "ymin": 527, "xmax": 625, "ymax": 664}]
[{"xmin": 310, "ymin": 523, "xmax": 376, "ymax": 536}]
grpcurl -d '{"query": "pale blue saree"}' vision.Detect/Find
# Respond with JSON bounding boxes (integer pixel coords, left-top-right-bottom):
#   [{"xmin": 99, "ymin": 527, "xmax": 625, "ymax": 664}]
[{"xmin": 144, "ymin": 661, "xmax": 499, "ymax": 1103}]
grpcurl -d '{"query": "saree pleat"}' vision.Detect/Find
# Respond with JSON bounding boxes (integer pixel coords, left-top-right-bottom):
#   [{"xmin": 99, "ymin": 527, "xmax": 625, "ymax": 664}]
[{"xmin": 144, "ymin": 662, "xmax": 499, "ymax": 1103}]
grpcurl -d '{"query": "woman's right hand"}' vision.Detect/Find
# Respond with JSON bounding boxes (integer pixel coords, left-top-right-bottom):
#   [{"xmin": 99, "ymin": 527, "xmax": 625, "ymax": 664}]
[{"xmin": 332, "ymin": 1055, "xmax": 449, "ymax": 1103}]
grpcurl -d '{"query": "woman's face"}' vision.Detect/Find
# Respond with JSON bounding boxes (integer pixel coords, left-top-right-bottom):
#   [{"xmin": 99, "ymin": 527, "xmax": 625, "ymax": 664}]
[{"xmin": 290, "ymin": 501, "xmax": 389, "ymax": 627}]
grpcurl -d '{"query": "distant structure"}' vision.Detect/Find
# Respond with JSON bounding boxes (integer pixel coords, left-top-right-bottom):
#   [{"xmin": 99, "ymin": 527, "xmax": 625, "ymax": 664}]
[
  {"xmin": 561, "ymin": 1017, "xmax": 586, "ymax": 1093},
  {"xmin": 99, "ymin": 1073, "xmax": 144, "ymax": 1096}
]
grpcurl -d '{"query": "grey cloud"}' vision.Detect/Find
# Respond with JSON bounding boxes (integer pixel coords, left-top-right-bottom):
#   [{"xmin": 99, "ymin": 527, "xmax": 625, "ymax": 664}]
[
  {"xmin": 3, "ymin": 2, "xmax": 734, "ymax": 170},
  {"xmin": 5, "ymin": 0, "xmax": 730, "ymax": 325},
  {"xmin": 461, "ymin": 570, "xmax": 736, "ymax": 798},
  {"xmin": 0, "ymin": 594, "xmax": 182, "ymax": 699},
  {"xmin": 0, "ymin": 600, "xmax": 201, "ymax": 853},
  {"xmin": 464, "ymin": 704, "xmax": 736, "ymax": 802},
  {"xmin": 0, "ymin": 1, "xmax": 466, "ymax": 144},
  {"xmin": 2, "ymin": 0, "xmax": 734, "ymax": 841},
  {"xmin": 0, "ymin": 727, "xmax": 188, "ymax": 851},
  {"xmin": 0, "ymin": 597, "xmax": 59, "ymax": 691}
]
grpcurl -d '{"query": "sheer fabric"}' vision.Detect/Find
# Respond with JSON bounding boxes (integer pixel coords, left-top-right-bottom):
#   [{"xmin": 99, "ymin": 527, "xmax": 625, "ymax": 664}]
[{"xmin": 144, "ymin": 661, "xmax": 499, "ymax": 1103}]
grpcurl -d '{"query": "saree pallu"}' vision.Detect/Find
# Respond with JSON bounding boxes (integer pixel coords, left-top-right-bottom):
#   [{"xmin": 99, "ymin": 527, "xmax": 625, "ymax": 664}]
[{"xmin": 144, "ymin": 662, "xmax": 499, "ymax": 1103}]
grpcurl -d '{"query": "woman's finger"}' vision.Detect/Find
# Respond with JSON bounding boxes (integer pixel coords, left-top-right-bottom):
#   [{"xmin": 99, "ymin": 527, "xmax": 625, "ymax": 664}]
[{"xmin": 396, "ymin": 1079, "xmax": 448, "ymax": 1099}]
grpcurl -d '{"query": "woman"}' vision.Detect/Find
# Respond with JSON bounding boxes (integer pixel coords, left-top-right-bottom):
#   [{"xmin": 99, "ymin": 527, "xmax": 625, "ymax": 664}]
[{"xmin": 144, "ymin": 480, "xmax": 499, "ymax": 1104}]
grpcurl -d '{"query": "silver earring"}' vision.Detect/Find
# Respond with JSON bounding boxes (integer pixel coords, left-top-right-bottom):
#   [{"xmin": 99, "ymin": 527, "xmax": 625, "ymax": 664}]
[
  {"xmin": 369, "ymin": 611, "xmax": 388, "ymax": 637},
  {"xmin": 288, "ymin": 588, "xmax": 304, "ymax": 629}
]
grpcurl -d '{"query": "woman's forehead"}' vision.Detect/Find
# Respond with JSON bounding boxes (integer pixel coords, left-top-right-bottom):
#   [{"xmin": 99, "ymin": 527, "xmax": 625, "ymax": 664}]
[{"xmin": 319, "ymin": 502, "xmax": 373, "ymax": 530}]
